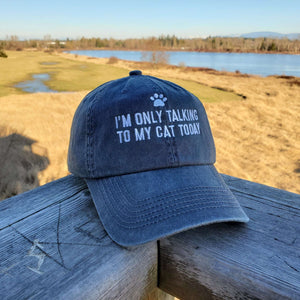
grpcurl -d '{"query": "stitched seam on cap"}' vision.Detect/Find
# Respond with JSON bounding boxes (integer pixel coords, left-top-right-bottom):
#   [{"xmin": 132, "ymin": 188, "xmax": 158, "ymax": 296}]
[
  {"xmin": 102, "ymin": 179, "xmax": 237, "ymax": 219},
  {"xmin": 109, "ymin": 187, "xmax": 236, "ymax": 219},
  {"xmin": 86, "ymin": 95, "xmax": 99, "ymax": 177},
  {"xmin": 86, "ymin": 104, "xmax": 92, "ymax": 176},
  {"xmin": 147, "ymin": 76, "xmax": 179, "ymax": 166},
  {"xmin": 87, "ymin": 106, "xmax": 96, "ymax": 177},
  {"xmin": 98, "ymin": 179, "xmax": 239, "ymax": 226},
  {"xmin": 114, "ymin": 176, "xmax": 230, "ymax": 205},
  {"xmin": 109, "ymin": 202, "xmax": 240, "ymax": 229},
  {"xmin": 146, "ymin": 76, "xmax": 174, "ymax": 164},
  {"xmin": 90, "ymin": 106, "xmax": 95, "ymax": 177},
  {"xmin": 110, "ymin": 198, "xmax": 238, "ymax": 223},
  {"xmin": 163, "ymin": 93, "xmax": 178, "ymax": 166},
  {"xmin": 198, "ymin": 98, "xmax": 216, "ymax": 162},
  {"xmin": 95, "ymin": 179, "xmax": 241, "ymax": 229},
  {"xmin": 119, "ymin": 204, "xmax": 242, "ymax": 229}
]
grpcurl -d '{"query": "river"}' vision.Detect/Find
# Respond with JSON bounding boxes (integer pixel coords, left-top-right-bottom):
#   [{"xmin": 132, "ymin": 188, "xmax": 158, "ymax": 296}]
[{"xmin": 66, "ymin": 50, "xmax": 300, "ymax": 77}]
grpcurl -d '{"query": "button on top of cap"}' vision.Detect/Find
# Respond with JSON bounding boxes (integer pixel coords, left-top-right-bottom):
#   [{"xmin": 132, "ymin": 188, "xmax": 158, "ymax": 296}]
[{"xmin": 129, "ymin": 70, "xmax": 142, "ymax": 76}]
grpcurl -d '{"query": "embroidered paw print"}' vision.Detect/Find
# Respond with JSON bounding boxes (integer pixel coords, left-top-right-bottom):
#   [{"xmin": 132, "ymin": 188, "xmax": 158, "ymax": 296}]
[{"xmin": 150, "ymin": 93, "xmax": 167, "ymax": 107}]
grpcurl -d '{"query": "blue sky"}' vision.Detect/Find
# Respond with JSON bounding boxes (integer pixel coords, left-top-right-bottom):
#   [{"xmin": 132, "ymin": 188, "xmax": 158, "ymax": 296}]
[{"xmin": 1, "ymin": 0, "xmax": 299, "ymax": 39}]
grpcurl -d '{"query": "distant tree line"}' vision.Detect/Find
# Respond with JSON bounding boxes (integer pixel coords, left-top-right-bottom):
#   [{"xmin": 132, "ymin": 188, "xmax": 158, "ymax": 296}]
[{"xmin": 1, "ymin": 34, "xmax": 300, "ymax": 54}]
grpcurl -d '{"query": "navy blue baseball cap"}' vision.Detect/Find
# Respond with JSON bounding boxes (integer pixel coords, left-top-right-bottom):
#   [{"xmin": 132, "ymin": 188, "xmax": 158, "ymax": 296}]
[{"xmin": 68, "ymin": 70, "xmax": 249, "ymax": 246}]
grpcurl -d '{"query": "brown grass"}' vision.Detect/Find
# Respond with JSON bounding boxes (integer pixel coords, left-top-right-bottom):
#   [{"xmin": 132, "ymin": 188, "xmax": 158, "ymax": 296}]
[
  {"xmin": 0, "ymin": 92, "xmax": 86, "ymax": 189},
  {"xmin": 1, "ymin": 52, "xmax": 299, "ymax": 198},
  {"xmin": 0, "ymin": 126, "xmax": 49, "ymax": 200}
]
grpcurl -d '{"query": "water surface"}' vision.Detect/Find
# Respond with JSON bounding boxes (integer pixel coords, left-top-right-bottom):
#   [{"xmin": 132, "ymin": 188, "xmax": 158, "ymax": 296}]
[
  {"xmin": 15, "ymin": 73, "xmax": 57, "ymax": 93},
  {"xmin": 66, "ymin": 50, "xmax": 300, "ymax": 77}
]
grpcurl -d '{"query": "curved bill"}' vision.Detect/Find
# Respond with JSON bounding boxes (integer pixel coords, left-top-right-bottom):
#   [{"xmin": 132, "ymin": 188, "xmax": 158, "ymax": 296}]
[{"xmin": 85, "ymin": 165, "xmax": 249, "ymax": 246}]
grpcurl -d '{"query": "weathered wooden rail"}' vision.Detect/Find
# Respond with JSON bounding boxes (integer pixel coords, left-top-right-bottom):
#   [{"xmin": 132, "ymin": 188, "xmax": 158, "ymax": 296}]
[{"xmin": 0, "ymin": 174, "xmax": 299, "ymax": 299}]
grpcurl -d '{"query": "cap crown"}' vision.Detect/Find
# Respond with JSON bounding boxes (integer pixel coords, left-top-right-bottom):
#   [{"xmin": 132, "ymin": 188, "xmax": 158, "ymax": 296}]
[{"xmin": 68, "ymin": 72, "xmax": 216, "ymax": 178}]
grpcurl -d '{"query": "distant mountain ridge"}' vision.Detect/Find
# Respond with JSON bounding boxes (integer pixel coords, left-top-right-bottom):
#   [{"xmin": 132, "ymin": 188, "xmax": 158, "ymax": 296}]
[{"xmin": 240, "ymin": 32, "xmax": 300, "ymax": 40}]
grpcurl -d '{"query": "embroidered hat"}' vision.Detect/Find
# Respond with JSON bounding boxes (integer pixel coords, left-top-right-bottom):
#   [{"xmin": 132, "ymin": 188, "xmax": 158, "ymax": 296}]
[{"xmin": 68, "ymin": 70, "xmax": 249, "ymax": 246}]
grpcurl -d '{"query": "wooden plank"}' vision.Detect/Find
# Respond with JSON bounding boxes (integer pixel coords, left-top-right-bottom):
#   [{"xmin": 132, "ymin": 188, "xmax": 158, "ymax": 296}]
[
  {"xmin": 2, "ymin": 173, "xmax": 299, "ymax": 299},
  {"xmin": 159, "ymin": 175, "xmax": 300, "ymax": 300},
  {"xmin": 0, "ymin": 175, "xmax": 86, "ymax": 230},
  {"xmin": 0, "ymin": 175, "xmax": 157, "ymax": 300},
  {"xmin": 223, "ymin": 174, "xmax": 300, "ymax": 208}
]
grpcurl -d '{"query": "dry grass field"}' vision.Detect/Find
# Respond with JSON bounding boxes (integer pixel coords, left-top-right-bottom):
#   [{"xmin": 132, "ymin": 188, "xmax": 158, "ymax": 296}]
[{"xmin": 0, "ymin": 51, "xmax": 299, "ymax": 199}]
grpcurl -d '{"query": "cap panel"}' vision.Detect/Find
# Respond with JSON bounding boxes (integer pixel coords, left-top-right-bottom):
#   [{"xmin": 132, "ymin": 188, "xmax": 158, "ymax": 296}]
[
  {"xmin": 68, "ymin": 80, "xmax": 120, "ymax": 177},
  {"xmin": 163, "ymin": 91, "xmax": 216, "ymax": 166},
  {"xmin": 90, "ymin": 75, "xmax": 174, "ymax": 177},
  {"xmin": 86, "ymin": 75, "xmax": 216, "ymax": 178}
]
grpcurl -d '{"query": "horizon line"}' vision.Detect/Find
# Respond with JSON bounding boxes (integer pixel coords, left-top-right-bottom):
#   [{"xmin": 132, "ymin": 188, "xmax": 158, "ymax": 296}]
[{"xmin": 1, "ymin": 31, "xmax": 300, "ymax": 41}]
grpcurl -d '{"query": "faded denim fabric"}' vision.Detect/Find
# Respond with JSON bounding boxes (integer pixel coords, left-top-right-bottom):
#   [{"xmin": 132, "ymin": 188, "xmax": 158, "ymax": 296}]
[{"xmin": 68, "ymin": 71, "xmax": 249, "ymax": 246}]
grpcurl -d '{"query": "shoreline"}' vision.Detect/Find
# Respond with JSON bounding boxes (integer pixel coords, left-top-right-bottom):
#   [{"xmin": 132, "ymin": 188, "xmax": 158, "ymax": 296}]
[
  {"xmin": 60, "ymin": 51, "xmax": 300, "ymax": 81},
  {"xmin": 62, "ymin": 47, "xmax": 300, "ymax": 56},
  {"xmin": 60, "ymin": 50, "xmax": 300, "ymax": 79}
]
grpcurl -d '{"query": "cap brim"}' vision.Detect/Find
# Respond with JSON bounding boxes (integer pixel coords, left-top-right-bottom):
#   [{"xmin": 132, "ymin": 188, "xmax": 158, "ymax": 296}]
[{"xmin": 85, "ymin": 165, "xmax": 249, "ymax": 246}]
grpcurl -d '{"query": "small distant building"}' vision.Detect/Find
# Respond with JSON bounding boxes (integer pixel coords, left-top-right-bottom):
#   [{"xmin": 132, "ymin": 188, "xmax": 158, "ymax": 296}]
[{"xmin": 47, "ymin": 41, "xmax": 66, "ymax": 46}]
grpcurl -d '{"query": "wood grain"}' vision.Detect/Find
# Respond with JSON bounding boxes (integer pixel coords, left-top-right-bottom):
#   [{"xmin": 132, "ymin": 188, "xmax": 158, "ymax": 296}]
[
  {"xmin": 159, "ymin": 175, "xmax": 300, "ymax": 299},
  {"xmin": 0, "ymin": 175, "xmax": 157, "ymax": 299},
  {"xmin": 1, "ymin": 174, "xmax": 299, "ymax": 299}
]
